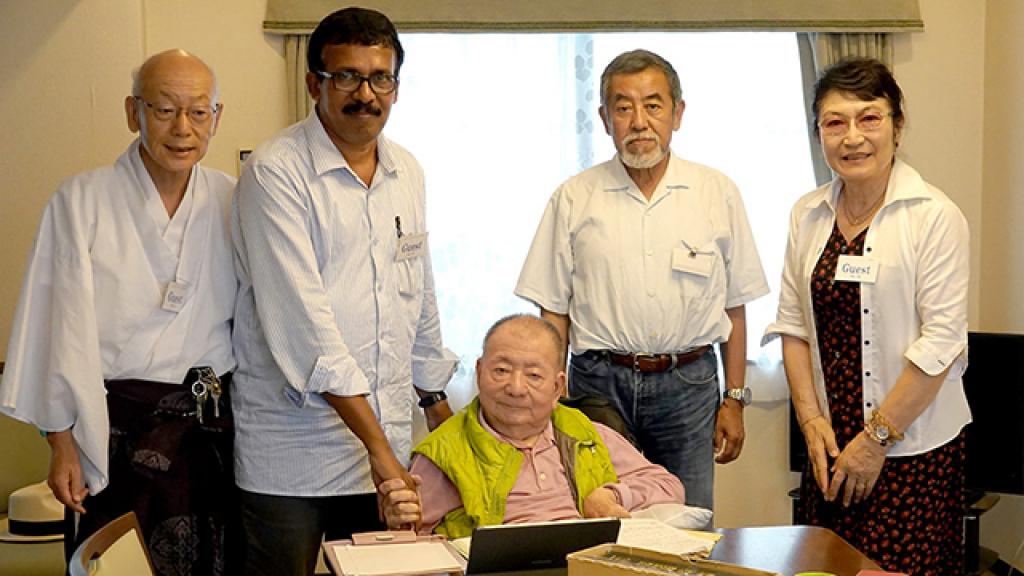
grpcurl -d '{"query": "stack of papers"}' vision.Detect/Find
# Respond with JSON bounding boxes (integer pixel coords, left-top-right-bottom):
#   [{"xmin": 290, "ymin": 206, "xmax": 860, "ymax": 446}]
[{"xmin": 616, "ymin": 518, "xmax": 721, "ymax": 557}]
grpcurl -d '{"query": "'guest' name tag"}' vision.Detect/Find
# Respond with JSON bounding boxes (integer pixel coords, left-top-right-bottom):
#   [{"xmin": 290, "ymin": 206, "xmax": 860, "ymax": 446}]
[
  {"xmin": 162, "ymin": 281, "xmax": 191, "ymax": 312},
  {"xmin": 395, "ymin": 232, "xmax": 427, "ymax": 261},
  {"xmin": 834, "ymin": 255, "xmax": 879, "ymax": 283}
]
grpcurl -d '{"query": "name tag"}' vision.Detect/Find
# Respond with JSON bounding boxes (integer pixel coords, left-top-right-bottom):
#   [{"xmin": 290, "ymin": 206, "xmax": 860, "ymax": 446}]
[
  {"xmin": 162, "ymin": 281, "xmax": 191, "ymax": 312},
  {"xmin": 834, "ymin": 255, "xmax": 879, "ymax": 283},
  {"xmin": 395, "ymin": 232, "xmax": 427, "ymax": 261},
  {"xmin": 671, "ymin": 247, "xmax": 713, "ymax": 277}
]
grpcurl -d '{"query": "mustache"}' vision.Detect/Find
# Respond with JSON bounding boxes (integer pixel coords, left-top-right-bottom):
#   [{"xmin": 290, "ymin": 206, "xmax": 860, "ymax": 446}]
[
  {"xmin": 623, "ymin": 132, "xmax": 661, "ymax": 145},
  {"xmin": 342, "ymin": 102, "xmax": 383, "ymax": 116}
]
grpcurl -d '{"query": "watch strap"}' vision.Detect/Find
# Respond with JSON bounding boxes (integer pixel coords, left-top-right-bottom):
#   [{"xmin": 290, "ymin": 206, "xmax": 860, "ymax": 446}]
[{"xmin": 417, "ymin": 390, "xmax": 448, "ymax": 409}]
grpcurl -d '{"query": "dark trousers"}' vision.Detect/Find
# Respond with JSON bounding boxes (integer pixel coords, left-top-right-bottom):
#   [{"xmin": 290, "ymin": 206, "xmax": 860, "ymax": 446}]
[
  {"xmin": 67, "ymin": 374, "xmax": 236, "ymax": 576},
  {"xmin": 238, "ymin": 489, "xmax": 384, "ymax": 576}
]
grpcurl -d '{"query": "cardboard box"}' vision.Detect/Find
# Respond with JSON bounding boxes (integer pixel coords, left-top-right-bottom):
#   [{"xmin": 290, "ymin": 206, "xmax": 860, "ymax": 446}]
[{"xmin": 568, "ymin": 543, "xmax": 781, "ymax": 576}]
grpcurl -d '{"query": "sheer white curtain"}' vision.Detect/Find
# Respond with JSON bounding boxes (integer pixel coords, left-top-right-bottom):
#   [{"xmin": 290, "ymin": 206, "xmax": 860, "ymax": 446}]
[{"xmin": 383, "ymin": 32, "xmax": 814, "ymax": 407}]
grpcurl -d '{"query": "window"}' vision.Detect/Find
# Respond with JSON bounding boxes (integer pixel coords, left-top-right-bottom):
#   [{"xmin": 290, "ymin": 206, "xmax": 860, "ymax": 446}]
[{"xmin": 386, "ymin": 33, "xmax": 816, "ymax": 407}]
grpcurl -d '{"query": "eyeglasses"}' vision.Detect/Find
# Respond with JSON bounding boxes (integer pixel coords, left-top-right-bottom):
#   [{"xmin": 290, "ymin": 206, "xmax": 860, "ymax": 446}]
[
  {"xmin": 316, "ymin": 70, "xmax": 397, "ymax": 94},
  {"xmin": 818, "ymin": 111, "xmax": 893, "ymax": 138},
  {"xmin": 135, "ymin": 97, "xmax": 220, "ymax": 124}
]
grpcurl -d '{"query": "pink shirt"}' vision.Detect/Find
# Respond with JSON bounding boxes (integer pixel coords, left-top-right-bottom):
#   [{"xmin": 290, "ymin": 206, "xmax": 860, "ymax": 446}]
[{"xmin": 412, "ymin": 409, "xmax": 685, "ymax": 533}]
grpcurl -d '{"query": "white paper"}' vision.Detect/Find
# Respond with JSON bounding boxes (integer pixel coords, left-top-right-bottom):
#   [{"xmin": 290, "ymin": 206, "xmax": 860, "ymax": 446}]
[
  {"xmin": 449, "ymin": 537, "xmax": 471, "ymax": 559},
  {"xmin": 330, "ymin": 541, "xmax": 463, "ymax": 575},
  {"xmin": 616, "ymin": 518, "xmax": 717, "ymax": 557}
]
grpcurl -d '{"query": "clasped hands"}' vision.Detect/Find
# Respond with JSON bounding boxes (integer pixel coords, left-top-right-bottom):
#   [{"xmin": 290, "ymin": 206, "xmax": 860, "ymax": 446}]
[
  {"xmin": 801, "ymin": 415, "xmax": 887, "ymax": 507},
  {"xmin": 375, "ymin": 479, "xmax": 630, "ymax": 531}
]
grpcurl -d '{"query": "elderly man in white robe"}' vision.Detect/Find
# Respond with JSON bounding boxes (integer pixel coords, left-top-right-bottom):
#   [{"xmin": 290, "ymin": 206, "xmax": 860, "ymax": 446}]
[{"xmin": 0, "ymin": 50, "xmax": 237, "ymax": 576}]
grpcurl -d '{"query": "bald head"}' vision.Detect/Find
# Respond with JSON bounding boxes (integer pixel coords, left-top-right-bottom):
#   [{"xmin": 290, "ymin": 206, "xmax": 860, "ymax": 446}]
[
  {"xmin": 132, "ymin": 49, "xmax": 219, "ymax": 104},
  {"xmin": 482, "ymin": 315, "xmax": 565, "ymax": 367}
]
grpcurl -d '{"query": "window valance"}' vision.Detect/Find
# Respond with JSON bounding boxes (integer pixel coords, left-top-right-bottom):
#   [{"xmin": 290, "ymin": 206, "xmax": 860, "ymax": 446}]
[{"xmin": 264, "ymin": 0, "xmax": 922, "ymax": 34}]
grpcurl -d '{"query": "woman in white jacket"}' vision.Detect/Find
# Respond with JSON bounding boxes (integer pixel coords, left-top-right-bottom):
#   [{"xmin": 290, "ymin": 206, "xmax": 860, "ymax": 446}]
[{"xmin": 764, "ymin": 58, "xmax": 970, "ymax": 576}]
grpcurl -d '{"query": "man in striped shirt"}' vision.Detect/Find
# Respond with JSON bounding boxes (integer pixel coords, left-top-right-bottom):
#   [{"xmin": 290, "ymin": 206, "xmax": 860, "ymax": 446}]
[{"xmin": 230, "ymin": 8, "xmax": 456, "ymax": 575}]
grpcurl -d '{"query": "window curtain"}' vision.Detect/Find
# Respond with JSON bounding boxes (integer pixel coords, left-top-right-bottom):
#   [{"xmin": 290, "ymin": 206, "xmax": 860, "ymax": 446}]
[
  {"xmin": 798, "ymin": 33, "xmax": 893, "ymax": 186},
  {"xmin": 264, "ymin": 0, "xmax": 922, "ymax": 34},
  {"xmin": 285, "ymin": 35, "xmax": 314, "ymax": 123}
]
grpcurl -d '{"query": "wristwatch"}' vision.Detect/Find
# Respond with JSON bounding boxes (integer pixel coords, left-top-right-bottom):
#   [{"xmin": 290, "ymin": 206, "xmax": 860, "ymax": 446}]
[
  {"xmin": 417, "ymin": 390, "xmax": 448, "ymax": 409},
  {"xmin": 723, "ymin": 387, "xmax": 752, "ymax": 406},
  {"xmin": 864, "ymin": 410, "xmax": 904, "ymax": 447}
]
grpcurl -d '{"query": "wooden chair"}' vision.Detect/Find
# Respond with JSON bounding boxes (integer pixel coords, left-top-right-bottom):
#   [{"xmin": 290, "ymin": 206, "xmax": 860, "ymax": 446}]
[{"xmin": 69, "ymin": 512, "xmax": 155, "ymax": 576}]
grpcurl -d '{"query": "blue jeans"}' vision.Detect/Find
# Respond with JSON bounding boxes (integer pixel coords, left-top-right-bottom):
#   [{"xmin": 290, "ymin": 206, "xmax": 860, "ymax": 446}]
[{"xmin": 569, "ymin": 348, "xmax": 720, "ymax": 511}]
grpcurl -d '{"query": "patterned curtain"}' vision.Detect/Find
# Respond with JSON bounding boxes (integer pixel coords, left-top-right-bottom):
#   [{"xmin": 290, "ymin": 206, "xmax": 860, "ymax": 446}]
[{"xmin": 573, "ymin": 34, "xmax": 596, "ymax": 172}]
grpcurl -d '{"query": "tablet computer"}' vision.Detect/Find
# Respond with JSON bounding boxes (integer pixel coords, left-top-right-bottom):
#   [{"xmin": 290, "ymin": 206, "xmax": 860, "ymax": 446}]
[{"xmin": 466, "ymin": 517, "xmax": 621, "ymax": 574}]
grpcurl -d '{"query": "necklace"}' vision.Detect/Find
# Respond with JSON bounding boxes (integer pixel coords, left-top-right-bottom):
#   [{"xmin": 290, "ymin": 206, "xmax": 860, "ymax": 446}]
[{"xmin": 842, "ymin": 189, "xmax": 886, "ymax": 226}]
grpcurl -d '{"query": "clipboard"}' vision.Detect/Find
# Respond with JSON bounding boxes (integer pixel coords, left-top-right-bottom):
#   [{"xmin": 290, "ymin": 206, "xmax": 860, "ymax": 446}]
[{"xmin": 322, "ymin": 530, "xmax": 466, "ymax": 576}]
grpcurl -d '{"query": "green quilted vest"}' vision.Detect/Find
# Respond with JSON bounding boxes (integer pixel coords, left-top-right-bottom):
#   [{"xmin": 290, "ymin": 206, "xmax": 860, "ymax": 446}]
[{"xmin": 412, "ymin": 397, "xmax": 618, "ymax": 539}]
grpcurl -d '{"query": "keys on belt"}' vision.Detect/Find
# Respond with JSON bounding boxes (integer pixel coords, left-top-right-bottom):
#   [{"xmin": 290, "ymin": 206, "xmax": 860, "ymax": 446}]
[
  {"xmin": 189, "ymin": 366, "xmax": 222, "ymax": 423},
  {"xmin": 607, "ymin": 345, "xmax": 711, "ymax": 373}
]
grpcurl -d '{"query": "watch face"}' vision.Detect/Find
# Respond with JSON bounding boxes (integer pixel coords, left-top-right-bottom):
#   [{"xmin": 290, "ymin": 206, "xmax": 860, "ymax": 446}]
[
  {"xmin": 727, "ymin": 388, "xmax": 751, "ymax": 405},
  {"xmin": 876, "ymin": 425, "xmax": 891, "ymax": 441}
]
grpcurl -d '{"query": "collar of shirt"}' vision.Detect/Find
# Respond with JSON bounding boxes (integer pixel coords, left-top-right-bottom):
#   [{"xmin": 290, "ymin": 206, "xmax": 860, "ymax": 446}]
[
  {"xmin": 476, "ymin": 406, "xmax": 556, "ymax": 453},
  {"xmin": 606, "ymin": 151, "xmax": 692, "ymax": 205},
  {"xmin": 303, "ymin": 111, "xmax": 400, "ymax": 180},
  {"xmin": 814, "ymin": 158, "xmax": 931, "ymax": 215}
]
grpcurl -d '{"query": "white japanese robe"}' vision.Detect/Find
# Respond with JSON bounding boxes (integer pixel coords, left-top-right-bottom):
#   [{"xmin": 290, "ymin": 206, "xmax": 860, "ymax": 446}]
[{"xmin": 0, "ymin": 140, "xmax": 236, "ymax": 493}]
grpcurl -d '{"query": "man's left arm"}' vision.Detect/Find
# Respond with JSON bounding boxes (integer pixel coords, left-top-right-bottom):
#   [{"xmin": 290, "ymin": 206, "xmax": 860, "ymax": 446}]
[
  {"xmin": 410, "ymin": 246, "xmax": 457, "ymax": 430},
  {"xmin": 715, "ymin": 305, "xmax": 746, "ymax": 463},
  {"xmin": 591, "ymin": 424, "xmax": 686, "ymax": 513},
  {"xmin": 714, "ymin": 180, "xmax": 768, "ymax": 463}
]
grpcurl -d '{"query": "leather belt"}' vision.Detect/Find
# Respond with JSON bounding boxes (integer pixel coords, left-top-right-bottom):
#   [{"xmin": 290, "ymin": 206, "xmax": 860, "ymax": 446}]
[{"xmin": 607, "ymin": 345, "xmax": 711, "ymax": 373}]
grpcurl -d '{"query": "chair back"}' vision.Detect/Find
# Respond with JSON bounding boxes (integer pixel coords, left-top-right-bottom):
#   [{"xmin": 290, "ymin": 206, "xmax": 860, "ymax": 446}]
[
  {"xmin": 559, "ymin": 394, "xmax": 637, "ymax": 447},
  {"xmin": 69, "ymin": 512, "xmax": 154, "ymax": 576}
]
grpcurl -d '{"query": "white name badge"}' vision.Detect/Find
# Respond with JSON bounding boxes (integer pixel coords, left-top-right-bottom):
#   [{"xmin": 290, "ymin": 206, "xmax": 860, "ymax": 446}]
[
  {"xmin": 671, "ymin": 247, "xmax": 713, "ymax": 277},
  {"xmin": 162, "ymin": 281, "xmax": 192, "ymax": 312},
  {"xmin": 395, "ymin": 232, "xmax": 428, "ymax": 261},
  {"xmin": 834, "ymin": 255, "xmax": 879, "ymax": 283}
]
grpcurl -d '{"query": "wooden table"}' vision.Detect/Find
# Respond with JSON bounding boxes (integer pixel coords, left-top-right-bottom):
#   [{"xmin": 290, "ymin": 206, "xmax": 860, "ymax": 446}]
[
  {"xmin": 325, "ymin": 525, "xmax": 882, "ymax": 576},
  {"xmin": 712, "ymin": 525, "xmax": 882, "ymax": 576}
]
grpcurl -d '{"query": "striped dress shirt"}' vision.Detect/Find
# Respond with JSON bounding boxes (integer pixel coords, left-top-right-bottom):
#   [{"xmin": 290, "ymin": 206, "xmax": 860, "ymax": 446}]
[{"xmin": 231, "ymin": 112, "xmax": 456, "ymax": 496}]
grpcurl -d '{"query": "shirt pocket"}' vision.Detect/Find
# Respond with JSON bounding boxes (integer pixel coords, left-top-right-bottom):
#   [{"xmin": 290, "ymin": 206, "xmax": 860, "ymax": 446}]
[{"xmin": 671, "ymin": 239, "xmax": 719, "ymax": 302}]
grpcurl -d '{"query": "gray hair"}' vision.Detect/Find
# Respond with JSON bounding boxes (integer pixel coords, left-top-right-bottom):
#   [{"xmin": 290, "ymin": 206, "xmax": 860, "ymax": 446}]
[
  {"xmin": 482, "ymin": 314, "xmax": 565, "ymax": 366},
  {"xmin": 600, "ymin": 49, "xmax": 682, "ymax": 110}
]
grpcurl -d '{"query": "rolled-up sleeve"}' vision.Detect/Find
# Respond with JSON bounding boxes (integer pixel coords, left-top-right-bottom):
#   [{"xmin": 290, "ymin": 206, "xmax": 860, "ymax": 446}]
[
  {"xmin": 903, "ymin": 201, "xmax": 969, "ymax": 377},
  {"xmin": 235, "ymin": 163, "xmax": 369, "ymax": 406},
  {"xmin": 762, "ymin": 202, "xmax": 811, "ymax": 345}
]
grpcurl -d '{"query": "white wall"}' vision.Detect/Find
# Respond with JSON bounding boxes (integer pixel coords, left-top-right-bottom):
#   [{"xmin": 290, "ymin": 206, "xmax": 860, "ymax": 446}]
[{"xmin": 0, "ymin": 0, "xmax": 1020, "ymax": 569}]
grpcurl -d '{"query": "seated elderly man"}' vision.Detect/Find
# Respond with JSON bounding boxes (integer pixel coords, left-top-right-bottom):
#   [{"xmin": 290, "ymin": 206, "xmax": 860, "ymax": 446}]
[{"xmin": 380, "ymin": 314, "xmax": 686, "ymax": 537}]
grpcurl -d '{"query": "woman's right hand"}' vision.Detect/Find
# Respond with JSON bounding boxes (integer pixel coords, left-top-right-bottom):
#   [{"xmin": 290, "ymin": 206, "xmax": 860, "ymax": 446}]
[
  {"xmin": 800, "ymin": 415, "xmax": 840, "ymax": 495},
  {"xmin": 46, "ymin": 430, "xmax": 88, "ymax": 514}
]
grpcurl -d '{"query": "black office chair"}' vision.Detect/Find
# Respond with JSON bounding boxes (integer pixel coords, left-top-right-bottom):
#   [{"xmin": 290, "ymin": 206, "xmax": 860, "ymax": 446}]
[{"xmin": 559, "ymin": 394, "xmax": 637, "ymax": 447}]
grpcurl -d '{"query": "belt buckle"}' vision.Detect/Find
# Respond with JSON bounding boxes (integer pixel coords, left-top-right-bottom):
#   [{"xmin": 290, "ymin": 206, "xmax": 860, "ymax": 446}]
[{"xmin": 633, "ymin": 353, "xmax": 657, "ymax": 372}]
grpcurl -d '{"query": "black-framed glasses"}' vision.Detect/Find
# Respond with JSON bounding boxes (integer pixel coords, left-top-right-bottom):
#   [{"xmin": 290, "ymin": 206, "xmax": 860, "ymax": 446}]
[
  {"xmin": 316, "ymin": 70, "xmax": 398, "ymax": 94},
  {"xmin": 134, "ymin": 97, "xmax": 220, "ymax": 124}
]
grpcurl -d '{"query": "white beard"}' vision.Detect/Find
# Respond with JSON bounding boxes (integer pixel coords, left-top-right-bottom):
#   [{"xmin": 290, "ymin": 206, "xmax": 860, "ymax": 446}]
[
  {"xmin": 620, "ymin": 132, "xmax": 668, "ymax": 169},
  {"xmin": 620, "ymin": 146, "xmax": 667, "ymax": 169}
]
